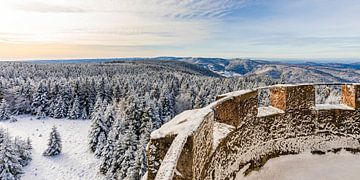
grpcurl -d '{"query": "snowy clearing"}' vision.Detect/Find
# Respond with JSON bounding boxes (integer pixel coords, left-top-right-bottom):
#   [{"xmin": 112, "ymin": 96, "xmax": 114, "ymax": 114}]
[
  {"xmin": 0, "ymin": 115, "xmax": 104, "ymax": 180},
  {"xmin": 237, "ymin": 151, "xmax": 360, "ymax": 180}
]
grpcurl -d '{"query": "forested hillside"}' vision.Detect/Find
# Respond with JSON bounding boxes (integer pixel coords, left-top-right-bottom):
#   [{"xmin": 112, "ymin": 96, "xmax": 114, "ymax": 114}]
[
  {"xmin": 179, "ymin": 58, "xmax": 360, "ymax": 82},
  {"xmin": 0, "ymin": 61, "xmax": 275, "ymax": 179}
]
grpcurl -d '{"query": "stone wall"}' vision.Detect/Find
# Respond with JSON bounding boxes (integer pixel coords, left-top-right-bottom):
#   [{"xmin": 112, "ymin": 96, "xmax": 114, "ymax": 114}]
[{"xmin": 147, "ymin": 84, "xmax": 360, "ymax": 180}]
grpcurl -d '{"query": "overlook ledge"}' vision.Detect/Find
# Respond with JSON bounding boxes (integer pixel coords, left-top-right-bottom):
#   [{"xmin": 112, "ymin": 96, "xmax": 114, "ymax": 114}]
[{"xmin": 147, "ymin": 83, "xmax": 360, "ymax": 180}]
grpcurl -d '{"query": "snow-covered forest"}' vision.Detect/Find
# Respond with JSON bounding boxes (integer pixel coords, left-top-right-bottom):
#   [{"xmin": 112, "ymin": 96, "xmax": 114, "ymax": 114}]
[{"xmin": 0, "ymin": 61, "xmax": 276, "ymax": 179}]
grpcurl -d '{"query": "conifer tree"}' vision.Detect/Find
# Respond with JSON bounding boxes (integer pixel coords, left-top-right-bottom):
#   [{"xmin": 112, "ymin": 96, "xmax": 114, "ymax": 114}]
[
  {"xmin": 107, "ymin": 120, "xmax": 137, "ymax": 179},
  {"xmin": 13, "ymin": 137, "xmax": 32, "ymax": 166},
  {"xmin": 69, "ymin": 95, "xmax": 81, "ymax": 119},
  {"xmin": 0, "ymin": 139, "xmax": 23, "ymax": 180},
  {"xmin": 31, "ymin": 82, "xmax": 49, "ymax": 118},
  {"xmin": 43, "ymin": 126, "xmax": 62, "ymax": 156},
  {"xmin": 61, "ymin": 84, "xmax": 72, "ymax": 118},
  {"xmin": 81, "ymin": 107, "xmax": 88, "ymax": 120},
  {"xmin": 99, "ymin": 114, "xmax": 123, "ymax": 174},
  {"xmin": 94, "ymin": 132, "xmax": 106, "ymax": 158},
  {"xmin": 87, "ymin": 79, "xmax": 97, "ymax": 116},
  {"xmin": 99, "ymin": 136, "xmax": 115, "ymax": 174},
  {"xmin": 53, "ymin": 95, "xmax": 66, "ymax": 119},
  {"xmin": 104, "ymin": 104, "xmax": 116, "ymax": 135},
  {"xmin": 0, "ymin": 128, "xmax": 7, "ymax": 144},
  {"xmin": 88, "ymin": 98, "xmax": 107, "ymax": 152},
  {"xmin": 160, "ymin": 89, "xmax": 175, "ymax": 124},
  {"xmin": 0, "ymin": 99, "xmax": 10, "ymax": 121}
]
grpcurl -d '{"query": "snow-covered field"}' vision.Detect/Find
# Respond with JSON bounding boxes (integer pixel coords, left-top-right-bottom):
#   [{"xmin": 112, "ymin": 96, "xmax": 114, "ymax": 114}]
[
  {"xmin": 0, "ymin": 115, "xmax": 104, "ymax": 180},
  {"xmin": 237, "ymin": 151, "xmax": 360, "ymax": 180}
]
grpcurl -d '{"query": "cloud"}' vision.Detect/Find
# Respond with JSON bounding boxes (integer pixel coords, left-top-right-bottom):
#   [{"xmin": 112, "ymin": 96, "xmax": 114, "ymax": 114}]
[
  {"xmin": 1, "ymin": 0, "xmax": 359, "ymax": 59},
  {"xmin": 3, "ymin": 0, "xmax": 251, "ymax": 47},
  {"xmin": 3, "ymin": 0, "xmax": 252, "ymax": 46},
  {"xmin": 15, "ymin": 0, "xmax": 249, "ymax": 19},
  {"xmin": 16, "ymin": 1, "xmax": 86, "ymax": 13},
  {"xmin": 154, "ymin": 0, "xmax": 249, "ymax": 19}
]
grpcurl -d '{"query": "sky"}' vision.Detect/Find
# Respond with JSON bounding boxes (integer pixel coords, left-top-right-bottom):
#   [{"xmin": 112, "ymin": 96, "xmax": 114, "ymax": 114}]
[{"xmin": 0, "ymin": 0, "xmax": 359, "ymax": 60}]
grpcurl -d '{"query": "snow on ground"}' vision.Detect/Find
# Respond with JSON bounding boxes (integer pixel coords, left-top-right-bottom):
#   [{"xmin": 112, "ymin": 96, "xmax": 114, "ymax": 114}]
[
  {"xmin": 0, "ymin": 115, "xmax": 105, "ymax": 180},
  {"xmin": 257, "ymin": 106, "xmax": 284, "ymax": 117},
  {"xmin": 212, "ymin": 122, "xmax": 234, "ymax": 151},
  {"xmin": 237, "ymin": 151, "xmax": 360, "ymax": 180},
  {"xmin": 314, "ymin": 104, "xmax": 354, "ymax": 110}
]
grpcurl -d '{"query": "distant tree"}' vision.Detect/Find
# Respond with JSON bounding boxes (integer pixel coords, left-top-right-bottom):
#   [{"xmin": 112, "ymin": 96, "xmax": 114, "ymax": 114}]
[
  {"xmin": 87, "ymin": 79, "xmax": 97, "ymax": 117},
  {"xmin": 12, "ymin": 86, "xmax": 31, "ymax": 115},
  {"xmin": 69, "ymin": 95, "xmax": 81, "ymax": 119},
  {"xmin": 104, "ymin": 104, "xmax": 116, "ymax": 135},
  {"xmin": 43, "ymin": 126, "xmax": 62, "ymax": 156},
  {"xmin": 31, "ymin": 82, "xmax": 49, "ymax": 118},
  {"xmin": 81, "ymin": 107, "xmax": 88, "ymax": 120},
  {"xmin": 61, "ymin": 84, "xmax": 73, "ymax": 118},
  {"xmin": 0, "ymin": 99, "xmax": 10, "ymax": 121},
  {"xmin": 53, "ymin": 95, "xmax": 67, "ymax": 119},
  {"xmin": 160, "ymin": 89, "xmax": 175, "ymax": 124}
]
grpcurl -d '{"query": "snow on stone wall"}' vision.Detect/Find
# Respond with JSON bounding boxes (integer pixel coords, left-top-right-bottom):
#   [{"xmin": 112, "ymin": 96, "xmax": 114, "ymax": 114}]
[{"xmin": 147, "ymin": 83, "xmax": 360, "ymax": 180}]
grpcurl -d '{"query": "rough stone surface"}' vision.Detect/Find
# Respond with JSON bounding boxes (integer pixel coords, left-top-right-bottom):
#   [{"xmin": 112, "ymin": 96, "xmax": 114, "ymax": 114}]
[
  {"xmin": 270, "ymin": 85, "xmax": 315, "ymax": 111},
  {"xmin": 342, "ymin": 84, "xmax": 360, "ymax": 109},
  {"xmin": 270, "ymin": 87, "xmax": 286, "ymax": 111},
  {"xmin": 174, "ymin": 136, "xmax": 193, "ymax": 180},
  {"xmin": 147, "ymin": 135, "xmax": 176, "ymax": 180},
  {"xmin": 147, "ymin": 84, "xmax": 360, "ymax": 180},
  {"xmin": 192, "ymin": 112, "xmax": 214, "ymax": 180},
  {"xmin": 214, "ymin": 91, "xmax": 258, "ymax": 128}
]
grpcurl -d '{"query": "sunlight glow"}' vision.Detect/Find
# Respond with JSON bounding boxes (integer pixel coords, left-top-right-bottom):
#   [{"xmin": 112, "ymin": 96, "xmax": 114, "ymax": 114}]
[{"xmin": 0, "ymin": 0, "xmax": 359, "ymax": 60}]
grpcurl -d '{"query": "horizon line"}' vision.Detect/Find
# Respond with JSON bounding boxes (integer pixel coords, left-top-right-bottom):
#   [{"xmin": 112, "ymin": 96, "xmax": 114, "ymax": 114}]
[{"xmin": 1, "ymin": 56, "xmax": 360, "ymax": 63}]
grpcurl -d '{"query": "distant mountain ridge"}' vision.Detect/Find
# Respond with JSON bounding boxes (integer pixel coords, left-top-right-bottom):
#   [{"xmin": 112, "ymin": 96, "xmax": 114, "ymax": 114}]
[
  {"xmin": 25, "ymin": 57, "xmax": 360, "ymax": 83},
  {"xmin": 176, "ymin": 57, "xmax": 360, "ymax": 83}
]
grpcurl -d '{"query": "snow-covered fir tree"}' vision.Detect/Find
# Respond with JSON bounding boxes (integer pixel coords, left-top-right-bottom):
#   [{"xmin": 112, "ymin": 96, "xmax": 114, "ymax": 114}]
[
  {"xmin": 0, "ymin": 139, "xmax": 23, "ymax": 180},
  {"xmin": 0, "ymin": 128, "xmax": 32, "ymax": 179},
  {"xmin": 107, "ymin": 118, "xmax": 138, "ymax": 179},
  {"xmin": 69, "ymin": 95, "xmax": 81, "ymax": 119},
  {"xmin": 159, "ymin": 89, "xmax": 175, "ymax": 124},
  {"xmin": 52, "ymin": 95, "xmax": 67, "ymax": 119},
  {"xmin": 43, "ymin": 126, "xmax": 62, "ymax": 156},
  {"xmin": 31, "ymin": 82, "xmax": 49, "ymax": 119},
  {"xmin": 13, "ymin": 137, "xmax": 32, "ymax": 166},
  {"xmin": 0, "ymin": 128, "xmax": 7, "ymax": 144},
  {"xmin": 99, "ymin": 134, "xmax": 115, "ymax": 174},
  {"xmin": 0, "ymin": 99, "xmax": 10, "ymax": 121},
  {"xmin": 99, "ymin": 111, "xmax": 125, "ymax": 174},
  {"xmin": 103, "ymin": 104, "xmax": 116, "ymax": 135},
  {"xmin": 137, "ymin": 104, "xmax": 154, "ymax": 177},
  {"xmin": 94, "ymin": 132, "xmax": 106, "ymax": 158},
  {"xmin": 81, "ymin": 107, "xmax": 88, "ymax": 120},
  {"xmin": 88, "ymin": 97, "xmax": 107, "ymax": 153}
]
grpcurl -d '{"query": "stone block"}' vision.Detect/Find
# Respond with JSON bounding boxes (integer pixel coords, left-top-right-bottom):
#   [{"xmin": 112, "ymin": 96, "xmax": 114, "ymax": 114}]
[
  {"xmin": 270, "ymin": 85, "xmax": 315, "ymax": 111},
  {"xmin": 342, "ymin": 84, "xmax": 360, "ymax": 109},
  {"xmin": 214, "ymin": 90, "xmax": 258, "ymax": 127}
]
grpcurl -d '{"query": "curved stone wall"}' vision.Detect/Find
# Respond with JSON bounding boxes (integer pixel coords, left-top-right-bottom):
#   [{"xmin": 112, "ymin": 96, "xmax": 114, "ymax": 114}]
[{"xmin": 147, "ymin": 84, "xmax": 360, "ymax": 180}]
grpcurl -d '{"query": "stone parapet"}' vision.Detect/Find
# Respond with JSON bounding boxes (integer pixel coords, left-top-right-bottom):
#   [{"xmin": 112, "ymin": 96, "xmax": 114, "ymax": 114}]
[{"xmin": 148, "ymin": 83, "xmax": 360, "ymax": 180}]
